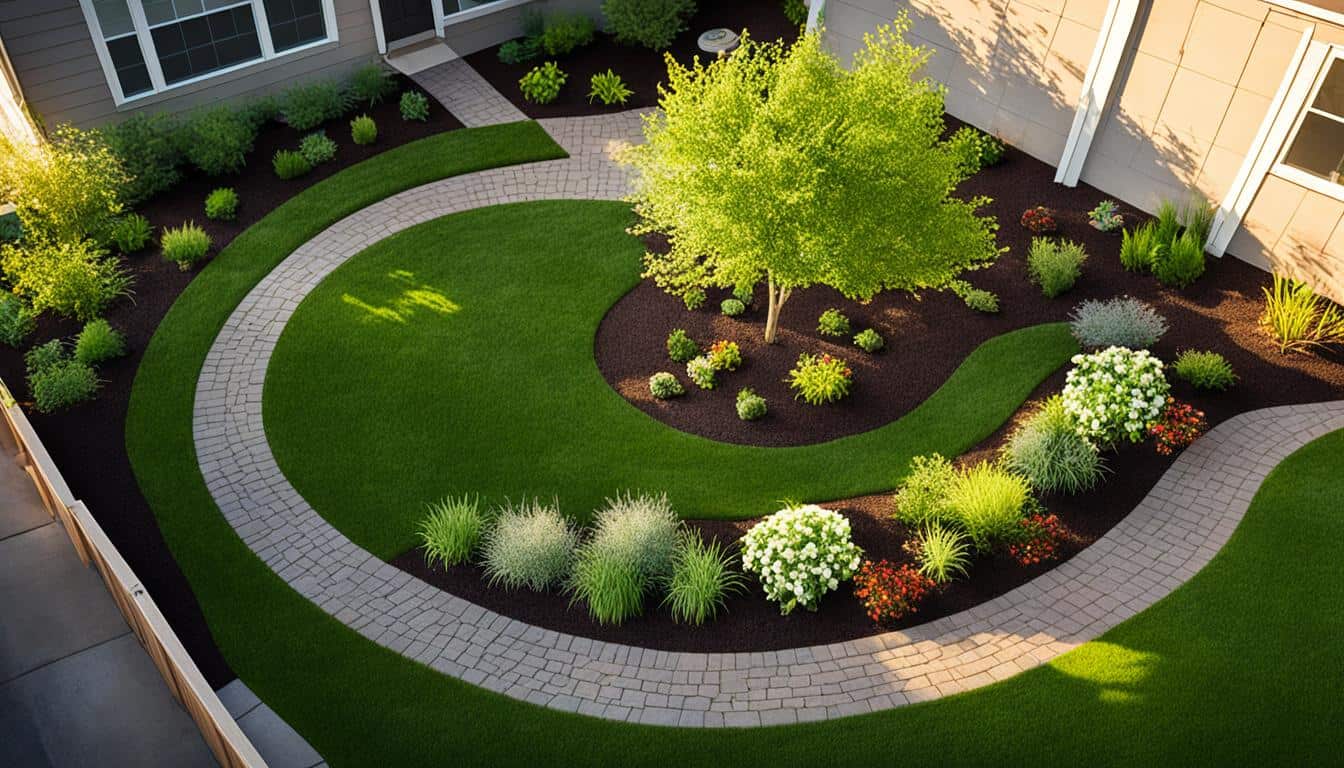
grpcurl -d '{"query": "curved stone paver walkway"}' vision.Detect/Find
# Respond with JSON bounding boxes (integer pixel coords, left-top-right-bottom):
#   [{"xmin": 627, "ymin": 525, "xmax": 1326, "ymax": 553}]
[{"xmin": 193, "ymin": 111, "xmax": 1344, "ymax": 727}]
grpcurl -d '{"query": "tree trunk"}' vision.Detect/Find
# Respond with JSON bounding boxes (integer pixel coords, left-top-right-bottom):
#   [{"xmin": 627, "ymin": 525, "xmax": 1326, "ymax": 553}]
[{"xmin": 763, "ymin": 274, "xmax": 791, "ymax": 344}]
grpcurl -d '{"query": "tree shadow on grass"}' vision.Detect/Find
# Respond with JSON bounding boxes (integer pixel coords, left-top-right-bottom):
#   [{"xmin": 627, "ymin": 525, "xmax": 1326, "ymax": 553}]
[{"xmin": 340, "ymin": 269, "xmax": 461, "ymax": 326}]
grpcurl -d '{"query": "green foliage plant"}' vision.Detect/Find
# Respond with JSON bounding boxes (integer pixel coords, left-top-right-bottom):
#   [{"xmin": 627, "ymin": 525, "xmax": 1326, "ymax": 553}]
[
  {"xmin": 0, "ymin": 293, "xmax": 35, "ymax": 347},
  {"xmin": 1154, "ymin": 199, "xmax": 1181, "ymax": 247},
  {"xmin": 662, "ymin": 533, "xmax": 743, "ymax": 625},
  {"xmin": 480, "ymin": 498, "xmax": 576, "ymax": 591},
  {"xmin": 945, "ymin": 462, "xmax": 1031, "ymax": 553},
  {"xmin": 817, "ymin": 307, "xmax": 850, "ymax": 336},
  {"xmin": 625, "ymin": 26, "xmax": 1001, "ymax": 343},
  {"xmin": 350, "ymin": 115, "xmax": 377, "ymax": 145},
  {"xmin": 682, "ymin": 288, "xmax": 705, "ymax": 310},
  {"xmin": 282, "ymin": 81, "xmax": 350, "ymax": 131},
  {"xmin": 539, "ymin": 13, "xmax": 595, "ymax": 56},
  {"xmin": 399, "ymin": 91, "xmax": 430, "ymax": 122},
  {"xmin": 0, "ymin": 237, "xmax": 131, "ymax": 321},
  {"xmin": 665, "ymin": 328, "xmax": 698, "ymax": 362},
  {"xmin": 74, "ymin": 318, "xmax": 126, "ymax": 365},
  {"xmin": 520, "ymin": 62, "xmax": 567, "ymax": 104},
  {"xmin": 686, "ymin": 355, "xmax": 716, "ymax": 389},
  {"xmin": 892, "ymin": 453, "xmax": 957, "ymax": 527},
  {"xmin": 648, "ymin": 371, "xmax": 684, "ymax": 398},
  {"xmin": 273, "ymin": 150, "xmax": 312, "ymax": 180},
  {"xmin": 1119, "ymin": 221, "xmax": 1160, "ymax": 272},
  {"xmin": 1173, "ymin": 350, "xmax": 1236, "ymax": 391},
  {"xmin": 945, "ymin": 125, "xmax": 1005, "ymax": 177},
  {"xmin": 204, "ymin": 188, "xmax": 239, "ymax": 221},
  {"xmin": 1069, "ymin": 296, "xmax": 1168, "ymax": 349},
  {"xmin": 418, "ymin": 495, "xmax": 487, "ymax": 567},
  {"xmin": 1027, "ymin": 238, "xmax": 1087, "ymax": 298},
  {"xmin": 1152, "ymin": 229, "xmax": 1205, "ymax": 288},
  {"xmin": 732, "ymin": 284, "xmax": 754, "ymax": 304},
  {"xmin": 1260, "ymin": 273, "xmax": 1344, "ymax": 354},
  {"xmin": 1001, "ymin": 395, "xmax": 1105, "ymax": 494},
  {"xmin": 1180, "ymin": 195, "xmax": 1215, "ymax": 246},
  {"xmin": 100, "ymin": 112, "xmax": 183, "ymax": 204},
  {"xmin": 161, "ymin": 222, "xmax": 211, "ymax": 270},
  {"xmin": 949, "ymin": 279, "xmax": 999, "ymax": 313},
  {"xmin": 916, "ymin": 523, "xmax": 970, "ymax": 584},
  {"xmin": 853, "ymin": 328, "xmax": 884, "ymax": 353},
  {"xmin": 299, "ymin": 131, "xmax": 338, "ymax": 165},
  {"xmin": 498, "ymin": 38, "xmax": 540, "ymax": 65},
  {"xmin": 568, "ymin": 493, "xmax": 682, "ymax": 624},
  {"xmin": 348, "ymin": 64, "xmax": 396, "ymax": 107},
  {"xmin": 588, "ymin": 70, "xmax": 633, "ymax": 105},
  {"xmin": 602, "ymin": 0, "xmax": 695, "ymax": 50},
  {"xmin": 735, "ymin": 388, "xmax": 767, "ymax": 420},
  {"xmin": 707, "ymin": 340, "xmax": 741, "ymax": 371},
  {"xmin": 25, "ymin": 338, "xmax": 65, "ymax": 377},
  {"xmin": 720, "ymin": 297, "xmax": 745, "ymax": 316},
  {"xmin": 788, "ymin": 352, "xmax": 852, "ymax": 405},
  {"xmin": 0, "ymin": 126, "xmax": 127, "ymax": 244},
  {"xmin": 783, "ymin": 0, "xmax": 808, "ymax": 25},
  {"xmin": 30, "ymin": 357, "xmax": 98, "ymax": 413},
  {"xmin": 111, "ymin": 213, "xmax": 153, "ymax": 253},
  {"xmin": 176, "ymin": 107, "xmax": 259, "ymax": 176}
]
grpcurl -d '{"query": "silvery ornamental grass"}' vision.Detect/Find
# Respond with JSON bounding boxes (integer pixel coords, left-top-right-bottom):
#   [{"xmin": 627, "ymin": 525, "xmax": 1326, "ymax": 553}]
[
  {"xmin": 586, "ymin": 492, "xmax": 682, "ymax": 579},
  {"xmin": 740, "ymin": 505, "xmax": 863, "ymax": 615},
  {"xmin": 481, "ymin": 498, "xmax": 577, "ymax": 591},
  {"xmin": 1061, "ymin": 346, "xmax": 1170, "ymax": 446},
  {"xmin": 1069, "ymin": 296, "xmax": 1168, "ymax": 349}
]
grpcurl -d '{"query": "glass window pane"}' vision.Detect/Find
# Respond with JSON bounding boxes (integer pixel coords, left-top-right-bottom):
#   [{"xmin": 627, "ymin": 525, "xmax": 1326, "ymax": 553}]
[
  {"xmin": 1283, "ymin": 111, "xmax": 1344, "ymax": 182},
  {"xmin": 1311, "ymin": 60, "xmax": 1344, "ymax": 116},
  {"xmin": 106, "ymin": 34, "xmax": 153, "ymax": 96},
  {"xmin": 142, "ymin": 0, "xmax": 176, "ymax": 26},
  {"xmin": 152, "ymin": 5, "xmax": 261, "ymax": 84},
  {"xmin": 263, "ymin": 0, "xmax": 328, "ymax": 52},
  {"xmin": 92, "ymin": 0, "xmax": 135, "ymax": 38},
  {"xmin": 172, "ymin": 0, "xmax": 205, "ymax": 18}
]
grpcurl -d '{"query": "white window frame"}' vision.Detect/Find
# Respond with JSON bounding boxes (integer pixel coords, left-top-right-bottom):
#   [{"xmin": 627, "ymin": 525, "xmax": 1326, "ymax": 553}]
[
  {"xmin": 79, "ymin": 0, "xmax": 340, "ymax": 107},
  {"xmin": 1271, "ymin": 45, "xmax": 1344, "ymax": 204}
]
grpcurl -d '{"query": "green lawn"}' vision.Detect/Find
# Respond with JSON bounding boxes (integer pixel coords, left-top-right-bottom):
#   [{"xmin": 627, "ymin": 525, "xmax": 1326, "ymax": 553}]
[
  {"xmin": 262, "ymin": 199, "xmax": 1076, "ymax": 557},
  {"xmin": 127, "ymin": 123, "xmax": 1343, "ymax": 767}
]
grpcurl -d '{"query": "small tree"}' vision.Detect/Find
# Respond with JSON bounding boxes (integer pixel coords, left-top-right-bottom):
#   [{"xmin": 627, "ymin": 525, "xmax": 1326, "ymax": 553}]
[
  {"xmin": 624, "ymin": 23, "xmax": 1001, "ymax": 342},
  {"xmin": 0, "ymin": 125, "xmax": 127, "ymax": 244}
]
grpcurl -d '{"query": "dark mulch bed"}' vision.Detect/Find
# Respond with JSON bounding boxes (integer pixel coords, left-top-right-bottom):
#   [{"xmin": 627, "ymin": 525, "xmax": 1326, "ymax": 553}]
[
  {"xmin": 397, "ymin": 117, "xmax": 1344, "ymax": 653},
  {"xmin": 0, "ymin": 76, "xmax": 460, "ymax": 686},
  {"xmin": 466, "ymin": 0, "xmax": 798, "ymax": 119}
]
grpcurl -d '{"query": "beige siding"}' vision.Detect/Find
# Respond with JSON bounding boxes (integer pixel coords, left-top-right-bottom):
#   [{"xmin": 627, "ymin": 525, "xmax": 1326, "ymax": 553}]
[
  {"xmin": 825, "ymin": 0, "xmax": 1108, "ymax": 164},
  {"xmin": 1229, "ymin": 177, "xmax": 1344, "ymax": 303},
  {"xmin": 443, "ymin": 0, "xmax": 603, "ymax": 57}
]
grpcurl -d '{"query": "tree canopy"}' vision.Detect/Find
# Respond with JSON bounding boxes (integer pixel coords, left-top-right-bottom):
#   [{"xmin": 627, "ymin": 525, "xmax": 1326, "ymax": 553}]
[{"xmin": 623, "ymin": 20, "xmax": 1002, "ymax": 341}]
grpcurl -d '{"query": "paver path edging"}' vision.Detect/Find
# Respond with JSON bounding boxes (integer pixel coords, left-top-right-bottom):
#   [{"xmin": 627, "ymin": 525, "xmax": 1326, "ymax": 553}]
[{"xmin": 192, "ymin": 111, "xmax": 1344, "ymax": 727}]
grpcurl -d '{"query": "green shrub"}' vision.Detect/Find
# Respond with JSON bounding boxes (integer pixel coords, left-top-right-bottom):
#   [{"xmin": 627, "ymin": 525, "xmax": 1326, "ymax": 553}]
[
  {"xmin": 788, "ymin": 352, "xmax": 852, "ymax": 404},
  {"xmin": 686, "ymin": 355, "xmax": 716, "ymax": 389},
  {"xmin": 662, "ymin": 533, "xmax": 743, "ymax": 625},
  {"xmin": 1119, "ymin": 220, "xmax": 1160, "ymax": 272},
  {"xmin": 945, "ymin": 462, "xmax": 1032, "ymax": 553},
  {"xmin": 538, "ymin": 13, "xmax": 595, "ymax": 55},
  {"xmin": 720, "ymin": 298, "xmax": 744, "ymax": 316},
  {"xmin": 110, "ymin": 214, "xmax": 153, "ymax": 253},
  {"xmin": 73, "ymin": 318, "xmax": 126, "ymax": 365},
  {"xmin": 498, "ymin": 38, "xmax": 540, "ymax": 65},
  {"xmin": 1001, "ymin": 395, "xmax": 1105, "ymax": 494},
  {"xmin": 916, "ymin": 523, "xmax": 970, "ymax": 584},
  {"xmin": 347, "ymin": 64, "xmax": 395, "ymax": 108},
  {"xmin": 568, "ymin": 493, "xmax": 682, "ymax": 624},
  {"xmin": 176, "ymin": 107, "xmax": 258, "ymax": 176},
  {"xmin": 30, "ymin": 358, "xmax": 98, "ymax": 413},
  {"xmin": 817, "ymin": 307, "xmax": 850, "ymax": 336},
  {"xmin": 1069, "ymin": 296, "xmax": 1168, "ymax": 349},
  {"xmin": 272, "ymin": 150, "xmax": 312, "ymax": 180},
  {"xmin": 0, "ymin": 211, "xmax": 21, "ymax": 242},
  {"xmin": 418, "ymin": 495, "xmax": 487, "ymax": 567},
  {"xmin": 520, "ymin": 62, "xmax": 567, "ymax": 104},
  {"xmin": 682, "ymin": 288, "xmax": 705, "ymax": 310},
  {"xmin": 204, "ymin": 188, "xmax": 238, "ymax": 221},
  {"xmin": 949, "ymin": 279, "xmax": 999, "ymax": 313},
  {"xmin": 1152, "ymin": 229, "xmax": 1205, "ymax": 288},
  {"xmin": 735, "ymin": 388, "xmax": 767, "ymax": 421},
  {"xmin": 1027, "ymin": 238, "xmax": 1087, "ymax": 298},
  {"xmin": 0, "ymin": 293, "xmax": 35, "ymax": 347},
  {"xmin": 732, "ymin": 284, "xmax": 754, "ymax": 304},
  {"xmin": 1261, "ymin": 274, "xmax": 1344, "ymax": 353},
  {"xmin": 893, "ymin": 454, "xmax": 957, "ymax": 528},
  {"xmin": 282, "ymin": 81, "xmax": 349, "ymax": 131},
  {"xmin": 602, "ymin": 0, "xmax": 695, "ymax": 50},
  {"xmin": 783, "ymin": 0, "xmax": 808, "ymax": 25},
  {"xmin": 945, "ymin": 125, "xmax": 1005, "ymax": 176},
  {"xmin": 666, "ymin": 328, "xmax": 698, "ymax": 362},
  {"xmin": 299, "ymin": 131, "xmax": 338, "ymax": 165},
  {"xmin": 1181, "ymin": 195, "xmax": 1214, "ymax": 246},
  {"xmin": 350, "ymin": 115, "xmax": 377, "ymax": 145},
  {"xmin": 161, "ymin": 222, "xmax": 211, "ymax": 270},
  {"xmin": 0, "ymin": 238, "xmax": 131, "ymax": 321},
  {"xmin": 588, "ymin": 69, "xmax": 633, "ymax": 105},
  {"xmin": 25, "ymin": 339, "xmax": 65, "ymax": 377},
  {"xmin": 853, "ymin": 328, "xmax": 884, "ymax": 353},
  {"xmin": 100, "ymin": 112, "xmax": 183, "ymax": 204},
  {"xmin": 1154, "ymin": 199, "xmax": 1181, "ymax": 247},
  {"xmin": 481, "ymin": 499, "xmax": 576, "ymax": 591},
  {"xmin": 1087, "ymin": 199, "xmax": 1123, "ymax": 232},
  {"xmin": 706, "ymin": 340, "xmax": 741, "ymax": 371},
  {"xmin": 1174, "ymin": 350, "xmax": 1236, "ymax": 390},
  {"xmin": 0, "ymin": 126, "xmax": 126, "ymax": 244},
  {"xmin": 399, "ymin": 91, "xmax": 430, "ymax": 122},
  {"xmin": 649, "ymin": 371, "xmax": 684, "ymax": 398}
]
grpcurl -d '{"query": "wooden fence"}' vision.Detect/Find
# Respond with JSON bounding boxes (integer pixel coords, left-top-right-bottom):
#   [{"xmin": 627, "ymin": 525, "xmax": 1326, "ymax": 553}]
[{"xmin": 1, "ymin": 378, "xmax": 267, "ymax": 768}]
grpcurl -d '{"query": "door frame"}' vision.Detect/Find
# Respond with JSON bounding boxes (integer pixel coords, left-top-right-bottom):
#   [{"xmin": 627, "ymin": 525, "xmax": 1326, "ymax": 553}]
[{"xmin": 370, "ymin": 0, "xmax": 446, "ymax": 54}]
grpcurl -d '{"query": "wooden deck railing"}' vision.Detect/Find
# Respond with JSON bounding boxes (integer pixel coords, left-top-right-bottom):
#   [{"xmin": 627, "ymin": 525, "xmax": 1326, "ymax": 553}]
[{"xmin": 1, "ymin": 378, "xmax": 267, "ymax": 768}]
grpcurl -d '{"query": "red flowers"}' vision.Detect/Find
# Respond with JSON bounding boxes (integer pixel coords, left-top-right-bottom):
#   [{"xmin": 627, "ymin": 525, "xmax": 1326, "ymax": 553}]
[
  {"xmin": 1020, "ymin": 205, "xmax": 1058, "ymax": 234},
  {"xmin": 1148, "ymin": 397, "xmax": 1207, "ymax": 455},
  {"xmin": 1009, "ymin": 513, "xmax": 1066, "ymax": 566},
  {"xmin": 853, "ymin": 559, "xmax": 934, "ymax": 625},
  {"xmin": 818, "ymin": 354, "xmax": 853, "ymax": 379}
]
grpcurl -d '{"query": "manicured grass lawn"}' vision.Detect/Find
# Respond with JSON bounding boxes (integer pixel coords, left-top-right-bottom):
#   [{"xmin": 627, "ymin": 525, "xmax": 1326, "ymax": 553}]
[
  {"xmin": 262, "ymin": 199, "xmax": 1077, "ymax": 558},
  {"xmin": 129, "ymin": 124, "xmax": 1343, "ymax": 766}
]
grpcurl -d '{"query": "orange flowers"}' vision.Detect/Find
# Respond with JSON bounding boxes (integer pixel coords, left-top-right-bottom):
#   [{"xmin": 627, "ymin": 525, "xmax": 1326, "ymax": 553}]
[
  {"xmin": 853, "ymin": 559, "xmax": 934, "ymax": 625},
  {"xmin": 1148, "ymin": 397, "xmax": 1207, "ymax": 455},
  {"xmin": 1009, "ymin": 513, "xmax": 1066, "ymax": 566}
]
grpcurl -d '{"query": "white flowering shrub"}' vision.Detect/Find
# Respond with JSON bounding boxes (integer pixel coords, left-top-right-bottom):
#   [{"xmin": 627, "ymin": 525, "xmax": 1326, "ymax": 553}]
[
  {"xmin": 740, "ymin": 505, "xmax": 863, "ymax": 615},
  {"xmin": 1062, "ymin": 346, "xmax": 1170, "ymax": 446}
]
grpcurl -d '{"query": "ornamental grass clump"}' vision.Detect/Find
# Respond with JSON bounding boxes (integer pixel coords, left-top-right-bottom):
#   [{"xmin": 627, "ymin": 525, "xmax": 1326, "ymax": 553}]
[
  {"xmin": 568, "ymin": 493, "xmax": 682, "ymax": 624},
  {"xmin": 1173, "ymin": 349, "xmax": 1236, "ymax": 391},
  {"xmin": 662, "ymin": 533, "xmax": 744, "ymax": 626},
  {"xmin": 666, "ymin": 328, "xmax": 698, "ymax": 362},
  {"xmin": 788, "ymin": 353, "xmax": 852, "ymax": 405},
  {"xmin": 111, "ymin": 214, "xmax": 153, "ymax": 253},
  {"xmin": 741, "ymin": 505, "xmax": 862, "ymax": 614},
  {"xmin": 1069, "ymin": 296, "xmax": 1168, "ymax": 349},
  {"xmin": 272, "ymin": 149, "xmax": 311, "ymax": 180},
  {"xmin": 853, "ymin": 559, "xmax": 934, "ymax": 624},
  {"xmin": 418, "ymin": 495, "xmax": 487, "ymax": 567},
  {"xmin": 944, "ymin": 462, "xmax": 1033, "ymax": 553},
  {"xmin": 1001, "ymin": 395, "xmax": 1106, "ymax": 494},
  {"xmin": 481, "ymin": 499, "xmax": 576, "ymax": 591},
  {"xmin": 1261, "ymin": 273, "xmax": 1344, "ymax": 353},
  {"xmin": 1027, "ymin": 238, "xmax": 1087, "ymax": 298},
  {"xmin": 161, "ymin": 222, "xmax": 211, "ymax": 270},
  {"xmin": 350, "ymin": 114, "xmax": 378, "ymax": 145},
  {"xmin": 73, "ymin": 318, "xmax": 126, "ymax": 365},
  {"xmin": 648, "ymin": 371, "xmax": 684, "ymax": 399},
  {"xmin": 1062, "ymin": 346, "xmax": 1169, "ymax": 446},
  {"xmin": 892, "ymin": 453, "xmax": 957, "ymax": 528},
  {"xmin": 915, "ymin": 523, "xmax": 971, "ymax": 584}
]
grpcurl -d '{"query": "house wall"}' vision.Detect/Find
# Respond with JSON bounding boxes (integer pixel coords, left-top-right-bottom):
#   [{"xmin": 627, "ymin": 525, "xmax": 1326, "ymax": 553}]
[
  {"xmin": 442, "ymin": 0, "xmax": 603, "ymax": 56},
  {"xmin": 824, "ymin": 0, "xmax": 1344, "ymax": 304}
]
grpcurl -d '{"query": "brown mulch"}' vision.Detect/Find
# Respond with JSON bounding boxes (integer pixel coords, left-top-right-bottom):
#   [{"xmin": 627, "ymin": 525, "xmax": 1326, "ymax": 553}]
[
  {"xmin": 0, "ymin": 75, "xmax": 460, "ymax": 686},
  {"xmin": 465, "ymin": 0, "xmax": 799, "ymax": 119}
]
